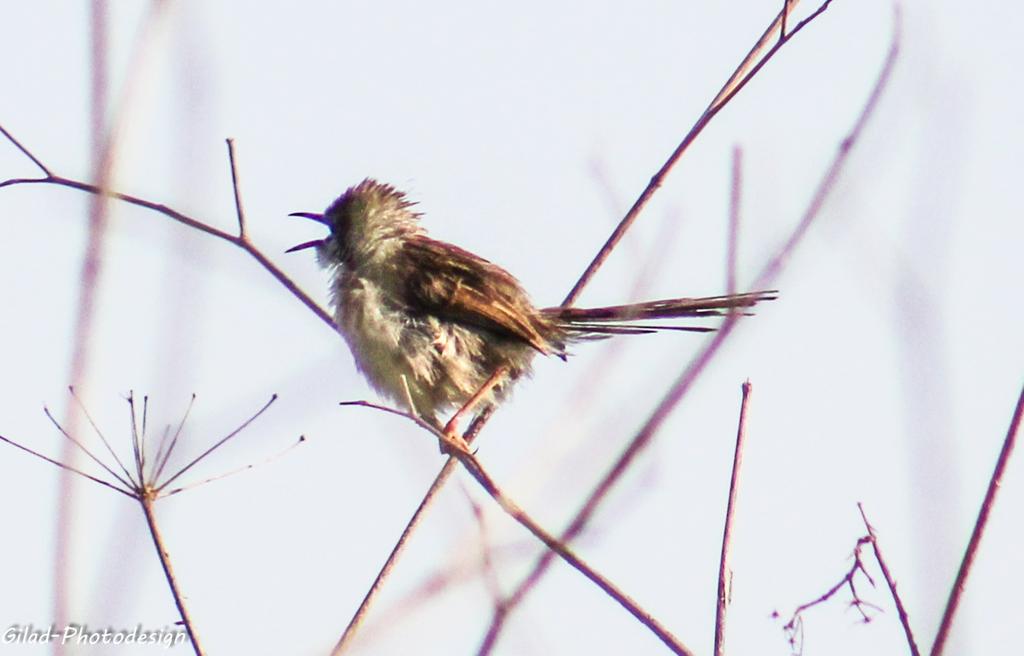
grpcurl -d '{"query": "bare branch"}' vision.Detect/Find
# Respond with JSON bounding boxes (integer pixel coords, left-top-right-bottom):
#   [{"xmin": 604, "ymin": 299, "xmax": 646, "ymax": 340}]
[
  {"xmin": 156, "ymin": 395, "xmax": 277, "ymax": 493},
  {"xmin": 714, "ymin": 381, "xmax": 753, "ymax": 656},
  {"xmin": 0, "ymin": 432, "xmax": 134, "ymax": 499},
  {"xmin": 162, "ymin": 435, "xmax": 306, "ymax": 497},
  {"xmin": 779, "ymin": 536, "xmax": 880, "ymax": 655},
  {"xmin": 226, "ymin": 139, "xmax": 249, "ymax": 237},
  {"xmin": 341, "ymin": 401, "xmax": 693, "ymax": 656},
  {"xmin": 66, "ymin": 385, "xmax": 135, "ymax": 485},
  {"xmin": 127, "ymin": 392, "xmax": 146, "ymax": 482},
  {"xmin": 931, "ymin": 384, "xmax": 1024, "ymax": 656},
  {"xmin": 139, "ymin": 494, "xmax": 206, "ymax": 655},
  {"xmin": 561, "ymin": 0, "xmax": 831, "ymax": 306},
  {"xmin": 153, "ymin": 393, "xmax": 196, "ymax": 484},
  {"xmin": 0, "ymin": 124, "xmax": 52, "ymax": 176},
  {"xmin": 331, "ymin": 402, "xmax": 496, "ymax": 655},
  {"xmin": 43, "ymin": 406, "xmax": 135, "ymax": 492},
  {"xmin": 858, "ymin": 504, "xmax": 921, "ymax": 656},
  {"xmin": 0, "ymin": 173, "xmax": 338, "ymax": 332}
]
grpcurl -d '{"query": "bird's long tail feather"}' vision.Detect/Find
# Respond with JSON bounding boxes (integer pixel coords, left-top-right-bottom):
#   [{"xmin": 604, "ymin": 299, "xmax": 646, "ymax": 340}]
[{"xmin": 543, "ymin": 290, "xmax": 777, "ymax": 337}]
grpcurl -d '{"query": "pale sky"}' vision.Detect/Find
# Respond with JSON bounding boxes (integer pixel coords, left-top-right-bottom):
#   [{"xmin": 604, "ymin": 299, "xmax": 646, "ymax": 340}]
[{"xmin": 1, "ymin": 2, "xmax": 1021, "ymax": 655}]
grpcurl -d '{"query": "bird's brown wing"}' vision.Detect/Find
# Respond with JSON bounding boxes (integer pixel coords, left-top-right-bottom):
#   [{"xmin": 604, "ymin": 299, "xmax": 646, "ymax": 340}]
[{"xmin": 399, "ymin": 236, "xmax": 559, "ymax": 355}]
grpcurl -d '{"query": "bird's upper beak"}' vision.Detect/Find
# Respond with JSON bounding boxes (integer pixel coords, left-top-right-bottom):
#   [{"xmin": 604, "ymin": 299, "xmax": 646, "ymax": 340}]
[{"xmin": 286, "ymin": 211, "xmax": 330, "ymax": 253}]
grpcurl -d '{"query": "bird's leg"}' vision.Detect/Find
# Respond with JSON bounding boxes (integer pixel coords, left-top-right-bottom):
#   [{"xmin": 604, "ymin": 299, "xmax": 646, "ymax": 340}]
[{"xmin": 440, "ymin": 367, "xmax": 508, "ymax": 455}]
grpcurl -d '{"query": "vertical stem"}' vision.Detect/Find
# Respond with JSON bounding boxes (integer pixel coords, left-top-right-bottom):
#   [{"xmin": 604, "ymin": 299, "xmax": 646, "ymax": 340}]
[
  {"xmin": 139, "ymin": 493, "xmax": 205, "ymax": 656},
  {"xmin": 714, "ymin": 381, "xmax": 752, "ymax": 656}
]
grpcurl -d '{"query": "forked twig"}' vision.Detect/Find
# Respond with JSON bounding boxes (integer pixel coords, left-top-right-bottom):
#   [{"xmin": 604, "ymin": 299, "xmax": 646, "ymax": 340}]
[
  {"xmin": 341, "ymin": 400, "xmax": 694, "ymax": 656},
  {"xmin": 858, "ymin": 504, "xmax": 921, "ymax": 656},
  {"xmin": 0, "ymin": 148, "xmax": 336, "ymax": 332},
  {"xmin": 155, "ymin": 394, "xmax": 278, "ymax": 493},
  {"xmin": 562, "ymin": 0, "xmax": 824, "ymax": 306},
  {"xmin": 778, "ymin": 536, "xmax": 880, "ymax": 655}
]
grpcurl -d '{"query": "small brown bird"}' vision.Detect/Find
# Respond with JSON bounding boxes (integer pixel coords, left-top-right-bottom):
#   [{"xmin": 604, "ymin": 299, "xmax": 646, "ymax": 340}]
[{"xmin": 289, "ymin": 179, "xmax": 774, "ymax": 431}]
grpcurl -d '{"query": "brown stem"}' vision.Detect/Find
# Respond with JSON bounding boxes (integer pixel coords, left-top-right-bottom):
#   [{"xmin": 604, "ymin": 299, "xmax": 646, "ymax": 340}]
[
  {"xmin": 561, "ymin": 0, "xmax": 823, "ymax": 307},
  {"xmin": 930, "ymin": 385, "xmax": 1024, "ymax": 656},
  {"xmin": 331, "ymin": 407, "xmax": 494, "ymax": 655},
  {"xmin": 139, "ymin": 492, "xmax": 205, "ymax": 656},
  {"xmin": 714, "ymin": 381, "xmax": 753, "ymax": 656},
  {"xmin": 858, "ymin": 503, "xmax": 921, "ymax": 656}
]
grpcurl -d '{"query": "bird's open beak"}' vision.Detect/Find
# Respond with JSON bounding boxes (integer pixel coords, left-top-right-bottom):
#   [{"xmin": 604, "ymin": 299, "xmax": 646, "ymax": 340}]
[{"xmin": 286, "ymin": 211, "xmax": 330, "ymax": 253}]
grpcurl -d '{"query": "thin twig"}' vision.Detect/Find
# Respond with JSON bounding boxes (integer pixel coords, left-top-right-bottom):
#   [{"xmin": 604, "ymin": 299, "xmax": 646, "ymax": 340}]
[
  {"xmin": 858, "ymin": 503, "xmax": 921, "ymax": 656},
  {"xmin": 139, "ymin": 493, "xmax": 205, "ymax": 656},
  {"xmin": 0, "ymin": 173, "xmax": 337, "ymax": 332},
  {"xmin": 461, "ymin": 448, "xmax": 692, "ymax": 656},
  {"xmin": 331, "ymin": 405, "xmax": 494, "ymax": 655},
  {"xmin": 930, "ymin": 384, "xmax": 1023, "ymax": 656},
  {"xmin": 0, "ymin": 124, "xmax": 52, "ymax": 176},
  {"xmin": 561, "ymin": 0, "xmax": 823, "ymax": 306},
  {"xmin": 128, "ymin": 392, "xmax": 145, "ymax": 479},
  {"xmin": 156, "ymin": 394, "xmax": 277, "ymax": 492},
  {"xmin": 780, "ymin": 535, "xmax": 880, "ymax": 654},
  {"xmin": 226, "ymin": 139, "xmax": 248, "ymax": 237},
  {"xmin": 68, "ymin": 385, "xmax": 134, "ymax": 482},
  {"xmin": 153, "ymin": 393, "xmax": 196, "ymax": 484},
  {"xmin": 42, "ymin": 406, "xmax": 135, "ymax": 492},
  {"xmin": 162, "ymin": 435, "xmax": 306, "ymax": 497},
  {"xmin": 714, "ymin": 381, "xmax": 753, "ymax": 656},
  {"xmin": 343, "ymin": 402, "xmax": 693, "ymax": 656},
  {"xmin": 0, "ymin": 433, "xmax": 134, "ymax": 499},
  {"xmin": 331, "ymin": 454, "xmax": 459, "ymax": 655}
]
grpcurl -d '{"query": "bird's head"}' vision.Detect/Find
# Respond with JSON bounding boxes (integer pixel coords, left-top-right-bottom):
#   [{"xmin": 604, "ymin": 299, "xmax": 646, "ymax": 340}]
[{"xmin": 287, "ymin": 178, "xmax": 424, "ymax": 268}]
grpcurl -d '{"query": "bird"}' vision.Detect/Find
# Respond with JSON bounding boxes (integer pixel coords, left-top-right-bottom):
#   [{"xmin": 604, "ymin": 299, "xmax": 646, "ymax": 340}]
[{"xmin": 288, "ymin": 179, "xmax": 774, "ymax": 440}]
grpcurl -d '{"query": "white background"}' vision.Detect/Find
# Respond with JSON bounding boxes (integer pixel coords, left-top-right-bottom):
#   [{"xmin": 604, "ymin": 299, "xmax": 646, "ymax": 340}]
[{"xmin": 0, "ymin": 1, "xmax": 1021, "ymax": 655}]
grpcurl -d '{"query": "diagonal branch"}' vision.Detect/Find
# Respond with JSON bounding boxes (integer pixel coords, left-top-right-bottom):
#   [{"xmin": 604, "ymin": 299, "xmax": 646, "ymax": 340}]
[
  {"xmin": 562, "ymin": 0, "xmax": 828, "ymax": 306},
  {"xmin": 930, "ymin": 384, "xmax": 1023, "ymax": 656},
  {"xmin": 0, "ymin": 167, "xmax": 336, "ymax": 332},
  {"xmin": 340, "ymin": 401, "xmax": 694, "ymax": 656}
]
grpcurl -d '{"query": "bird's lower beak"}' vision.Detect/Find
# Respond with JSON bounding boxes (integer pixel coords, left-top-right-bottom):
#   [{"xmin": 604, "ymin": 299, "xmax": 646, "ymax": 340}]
[{"xmin": 285, "ymin": 239, "xmax": 325, "ymax": 253}]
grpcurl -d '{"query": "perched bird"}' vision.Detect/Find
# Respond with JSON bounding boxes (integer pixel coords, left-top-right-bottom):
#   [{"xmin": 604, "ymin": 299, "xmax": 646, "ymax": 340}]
[{"xmin": 288, "ymin": 179, "xmax": 774, "ymax": 434}]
